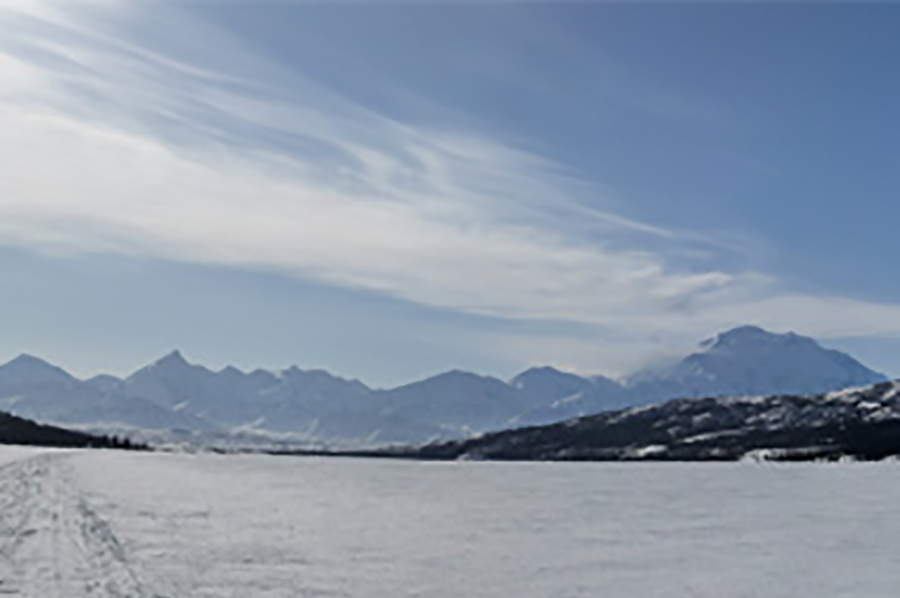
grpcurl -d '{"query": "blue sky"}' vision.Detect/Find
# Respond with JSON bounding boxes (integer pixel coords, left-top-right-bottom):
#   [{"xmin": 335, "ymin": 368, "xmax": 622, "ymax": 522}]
[{"xmin": 1, "ymin": 1, "xmax": 899, "ymax": 385}]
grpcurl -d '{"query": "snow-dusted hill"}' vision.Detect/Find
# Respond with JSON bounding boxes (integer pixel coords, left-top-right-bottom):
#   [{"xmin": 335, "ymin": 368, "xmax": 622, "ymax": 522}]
[
  {"xmin": 0, "ymin": 326, "xmax": 887, "ymax": 445},
  {"xmin": 409, "ymin": 381, "xmax": 900, "ymax": 462}
]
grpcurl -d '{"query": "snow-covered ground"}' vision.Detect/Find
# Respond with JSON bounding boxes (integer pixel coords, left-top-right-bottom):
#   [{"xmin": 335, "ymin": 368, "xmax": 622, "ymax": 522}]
[{"xmin": 1, "ymin": 447, "xmax": 898, "ymax": 597}]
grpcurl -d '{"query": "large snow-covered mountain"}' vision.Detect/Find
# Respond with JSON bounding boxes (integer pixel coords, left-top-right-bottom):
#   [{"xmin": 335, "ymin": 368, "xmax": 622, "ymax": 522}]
[
  {"xmin": 0, "ymin": 326, "xmax": 887, "ymax": 445},
  {"xmin": 625, "ymin": 325, "xmax": 885, "ymax": 400},
  {"xmin": 510, "ymin": 326, "xmax": 886, "ymax": 426}
]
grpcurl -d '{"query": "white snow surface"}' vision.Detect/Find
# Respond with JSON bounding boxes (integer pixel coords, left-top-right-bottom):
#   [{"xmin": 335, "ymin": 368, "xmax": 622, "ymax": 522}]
[{"xmin": 1, "ymin": 447, "xmax": 899, "ymax": 597}]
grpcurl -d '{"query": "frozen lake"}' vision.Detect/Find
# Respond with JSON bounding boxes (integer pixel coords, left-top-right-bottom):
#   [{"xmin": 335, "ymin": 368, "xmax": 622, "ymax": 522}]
[{"xmin": 0, "ymin": 447, "xmax": 897, "ymax": 597}]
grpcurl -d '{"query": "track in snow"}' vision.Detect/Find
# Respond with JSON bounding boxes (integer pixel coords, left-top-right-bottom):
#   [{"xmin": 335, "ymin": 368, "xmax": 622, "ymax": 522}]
[{"xmin": 0, "ymin": 453, "xmax": 154, "ymax": 598}]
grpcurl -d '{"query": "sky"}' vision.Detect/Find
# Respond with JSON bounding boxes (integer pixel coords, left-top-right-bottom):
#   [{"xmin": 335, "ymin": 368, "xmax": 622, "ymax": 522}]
[{"xmin": 1, "ymin": 1, "xmax": 899, "ymax": 386}]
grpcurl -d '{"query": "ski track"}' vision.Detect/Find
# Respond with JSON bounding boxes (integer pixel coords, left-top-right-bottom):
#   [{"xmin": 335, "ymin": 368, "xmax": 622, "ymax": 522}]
[{"xmin": 0, "ymin": 453, "xmax": 156, "ymax": 598}]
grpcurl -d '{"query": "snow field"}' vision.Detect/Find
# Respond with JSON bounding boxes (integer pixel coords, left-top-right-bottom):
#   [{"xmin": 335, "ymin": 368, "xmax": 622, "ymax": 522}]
[{"xmin": 1, "ymin": 447, "xmax": 899, "ymax": 597}]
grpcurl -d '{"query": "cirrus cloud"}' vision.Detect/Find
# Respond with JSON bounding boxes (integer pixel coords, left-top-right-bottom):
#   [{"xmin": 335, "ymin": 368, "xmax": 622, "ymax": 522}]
[{"xmin": 2, "ymin": 0, "xmax": 900, "ymax": 372}]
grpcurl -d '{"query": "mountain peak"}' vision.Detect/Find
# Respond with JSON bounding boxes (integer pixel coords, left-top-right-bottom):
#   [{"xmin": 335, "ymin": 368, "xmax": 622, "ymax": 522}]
[
  {"xmin": 6, "ymin": 353, "xmax": 53, "ymax": 368},
  {"xmin": 631, "ymin": 325, "xmax": 886, "ymax": 399},
  {"xmin": 219, "ymin": 365, "xmax": 245, "ymax": 377},
  {"xmin": 393, "ymin": 370, "xmax": 502, "ymax": 393},
  {"xmin": 0, "ymin": 354, "xmax": 74, "ymax": 383},
  {"xmin": 703, "ymin": 326, "xmax": 813, "ymax": 351},
  {"xmin": 154, "ymin": 350, "xmax": 190, "ymax": 368},
  {"xmin": 714, "ymin": 324, "xmax": 769, "ymax": 339},
  {"xmin": 429, "ymin": 369, "xmax": 487, "ymax": 383},
  {"xmin": 514, "ymin": 365, "xmax": 567, "ymax": 378},
  {"xmin": 511, "ymin": 366, "xmax": 586, "ymax": 388}
]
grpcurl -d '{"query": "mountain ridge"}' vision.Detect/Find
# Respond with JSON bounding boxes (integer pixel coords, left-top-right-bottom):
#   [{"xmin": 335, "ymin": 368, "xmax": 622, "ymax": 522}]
[{"xmin": 0, "ymin": 326, "xmax": 887, "ymax": 445}]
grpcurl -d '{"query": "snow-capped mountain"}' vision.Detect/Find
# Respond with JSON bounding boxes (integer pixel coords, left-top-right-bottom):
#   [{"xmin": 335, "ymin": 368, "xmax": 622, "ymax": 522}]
[
  {"xmin": 626, "ymin": 325, "xmax": 886, "ymax": 401},
  {"xmin": 113, "ymin": 352, "xmax": 403, "ymax": 440},
  {"xmin": 373, "ymin": 370, "xmax": 524, "ymax": 435},
  {"xmin": 0, "ymin": 354, "xmax": 75, "ymax": 387},
  {"xmin": 510, "ymin": 368, "xmax": 630, "ymax": 426},
  {"xmin": 408, "ymin": 381, "xmax": 900, "ymax": 462},
  {"xmin": 0, "ymin": 326, "xmax": 888, "ymax": 446},
  {"xmin": 511, "ymin": 366, "xmax": 594, "ymax": 405},
  {"xmin": 0, "ymin": 358, "xmax": 202, "ymax": 432}
]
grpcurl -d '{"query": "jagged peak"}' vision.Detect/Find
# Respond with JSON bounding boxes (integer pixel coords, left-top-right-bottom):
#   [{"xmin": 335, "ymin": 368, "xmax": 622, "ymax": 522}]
[
  {"xmin": 162, "ymin": 349, "xmax": 186, "ymax": 361},
  {"xmin": 272, "ymin": 366, "xmax": 369, "ymax": 391},
  {"xmin": 137, "ymin": 350, "xmax": 219, "ymax": 380},
  {"xmin": 154, "ymin": 350, "xmax": 190, "ymax": 368},
  {"xmin": 218, "ymin": 365, "xmax": 246, "ymax": 377}
]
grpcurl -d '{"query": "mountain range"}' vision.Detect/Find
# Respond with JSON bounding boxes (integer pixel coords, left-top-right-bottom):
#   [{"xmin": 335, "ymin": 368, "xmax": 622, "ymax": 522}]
[{"xmin": 0, "ymin": 326, "xmax": 887, "ymax": 445}]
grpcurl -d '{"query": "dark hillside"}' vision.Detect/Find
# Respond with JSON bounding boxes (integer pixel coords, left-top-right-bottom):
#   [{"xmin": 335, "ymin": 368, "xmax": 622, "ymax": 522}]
[
  {"xmin": 0, "ymin": 411, "xmax": 149, "ymax": 450},
  {"xmin": 396, "ymin": 381, "xmax": 900, "ymax": 462}
]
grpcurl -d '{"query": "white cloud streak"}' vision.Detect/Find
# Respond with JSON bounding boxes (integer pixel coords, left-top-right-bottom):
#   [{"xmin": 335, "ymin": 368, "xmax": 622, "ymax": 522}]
[{"xmin": 2, "ymin": 0, "xmax": 900, "ymax": 367}]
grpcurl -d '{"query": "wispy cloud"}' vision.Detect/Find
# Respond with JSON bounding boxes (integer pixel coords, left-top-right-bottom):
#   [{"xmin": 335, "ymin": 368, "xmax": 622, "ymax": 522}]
[{"xmin": 3, "ymin": 0, "xmax": 900, "ymax": 369}]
